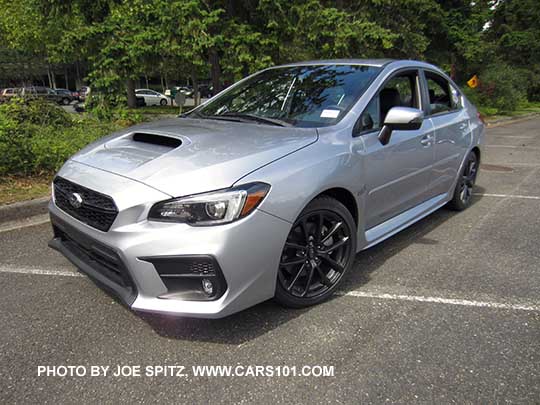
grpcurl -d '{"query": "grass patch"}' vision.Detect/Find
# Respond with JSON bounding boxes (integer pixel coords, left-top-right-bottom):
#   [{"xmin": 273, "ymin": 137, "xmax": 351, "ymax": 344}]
[
  {"xmin": 482, "ymin": 101, "xmax": 540, "ymax": 121},
  {"xmin": 0, "ymin": 175, "xmax": 51, "ymax": 205}
]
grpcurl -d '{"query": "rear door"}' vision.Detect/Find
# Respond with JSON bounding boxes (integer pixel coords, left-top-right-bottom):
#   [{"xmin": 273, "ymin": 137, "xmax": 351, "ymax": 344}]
[
  {"xmin": 148, "ymin": 90, "xmax": 162, "ymax": 105},
  {"xmin": 356, "ymin": 69, "xmax": 436, "ymax": 229},
  {"xmin": 421, "ymin": 70, "xmax": 471, "ymax": 198},
  {"xmin": 136, "ymin": 90, "xmax": 153, "ymax": 105}
]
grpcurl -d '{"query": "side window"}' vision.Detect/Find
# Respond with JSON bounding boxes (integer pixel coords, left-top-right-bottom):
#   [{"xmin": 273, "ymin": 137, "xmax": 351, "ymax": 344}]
[
  {"xmin": 357, "ymin": 96, "xmax": 380, "ymax": 133},
  {"xmin": 425, "ymin": 72, "xmax": 459, "ymax": 115},
  {"xmin": 356, "ymin": 71, "xmax": 419, "ymax": 135}
]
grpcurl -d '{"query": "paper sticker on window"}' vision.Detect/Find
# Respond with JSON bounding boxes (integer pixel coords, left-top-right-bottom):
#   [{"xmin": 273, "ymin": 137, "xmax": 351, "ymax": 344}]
[{"xmin": 320, "ymin": 109, "xmax": 340, "ymax": 118}]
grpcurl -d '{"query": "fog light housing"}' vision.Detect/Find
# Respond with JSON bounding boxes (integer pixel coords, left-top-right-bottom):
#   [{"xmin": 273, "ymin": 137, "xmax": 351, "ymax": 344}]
[
  {"xmin": 201, "ymin": 278, "xmax": 214, "ymax": 296},
  {"xmin": 139, "ymin": 255, "xmax": 227, "ymax": 301}
]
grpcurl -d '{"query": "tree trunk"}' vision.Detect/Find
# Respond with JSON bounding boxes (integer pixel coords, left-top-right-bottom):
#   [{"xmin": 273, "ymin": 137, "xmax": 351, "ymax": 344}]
[
  {"xmin": 163, "ymin": 74, "xmax": 170, "ymax": 104},
  {"xmin": 47, "ymin": 65, "xmax": 53, "ymax": 88},
  {"xmin": 126, "ymin": 78, "xmax": 137, "ymax": 108},
  {"xmin": 145, "ymin": 74, "xmax": 149, "ymax": 89},
  {"xmin": 64, "ymin": 66, "xmax": 69, "ymax": 89},
  {"xmin": 51, "ymin": 66, "xmax": 57, "ymax": 88},
  {"xmin": 209, "ymin": 48, "xmax": 222, "ymax": 93},
  {"xmin": 450, "ymin": 53, "xmax": 457, "ymax": 81},
  {"xmin": 191, "ymin": 69, "xmax": 199, "ymax": 106},
  {"xmin": 75, "ymin": 61, "xmax": 82, "ymax": 89}
]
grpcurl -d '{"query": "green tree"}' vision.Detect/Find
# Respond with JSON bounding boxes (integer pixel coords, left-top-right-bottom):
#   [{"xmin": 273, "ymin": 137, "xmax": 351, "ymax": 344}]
[{"xmin": 487, "ymin": 0, "xmax": 540, "ymax": 100}]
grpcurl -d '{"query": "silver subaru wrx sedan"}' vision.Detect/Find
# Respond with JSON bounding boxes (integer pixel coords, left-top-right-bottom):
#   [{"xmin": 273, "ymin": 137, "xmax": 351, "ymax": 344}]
[{"xmin": 48, "ymin": 59, "xmax": 484, "ymax": 318}]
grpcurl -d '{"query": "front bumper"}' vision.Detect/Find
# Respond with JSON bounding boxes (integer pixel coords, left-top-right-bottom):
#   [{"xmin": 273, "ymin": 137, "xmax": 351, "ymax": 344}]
[{"xmin": 48, "ymin": 165, "xmax": 291, "ymax": 318}]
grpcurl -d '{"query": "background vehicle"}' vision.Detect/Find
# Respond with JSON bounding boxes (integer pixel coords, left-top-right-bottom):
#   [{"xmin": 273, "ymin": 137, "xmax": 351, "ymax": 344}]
[
  {"xmin": 48, "ymin": 60, "xmax": 484, "ymax": 318},
  {"xmin": 198, "ymin": 84, "xmax": 213, "ymax": 98},
  {"xmin": 78, "ymin": 86, "xmax": 90, "ymax": 101},
  {"xmin": 53, "ymin": 88, "xmax": 76, "ymax": 105},
  {"xmin": 19, "ymin": 86, "xmax": 64, "ymax": 104},
  {"xmin": 0, "ymin": 87, "xmax": 18, "ymax": 103},
  {"xmin": 178, "ymin": 86, "xmax": 194, "ymax": 97},
  {"xmin": 135, "ymin": 89, "xmax": 168, "ymax": 106},
  {"xmin": 165, "ymin": 86, "xmax": 194, "ymax": 100}
]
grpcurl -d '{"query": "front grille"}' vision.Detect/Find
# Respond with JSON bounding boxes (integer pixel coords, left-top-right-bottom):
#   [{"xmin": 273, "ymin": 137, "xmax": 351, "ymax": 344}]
[
  {"xmin": 51, "ymin": 216, "xmax": 136, "ymax": 298},
  {"xmin": 53, "ymin": 177, "xmax": 118, "ymax": 231}
]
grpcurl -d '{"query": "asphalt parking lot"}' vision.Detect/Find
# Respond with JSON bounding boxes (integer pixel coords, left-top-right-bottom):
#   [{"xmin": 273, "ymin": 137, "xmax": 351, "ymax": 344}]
[{"xmin": 1, "ymin": 118, "xmax": 539, "ymax": 403}]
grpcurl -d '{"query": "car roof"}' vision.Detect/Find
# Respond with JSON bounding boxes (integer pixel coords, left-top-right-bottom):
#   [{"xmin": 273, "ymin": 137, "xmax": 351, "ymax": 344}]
[
  {"xmin": 273, "ymin": 59, "xmax": 442, "ymax": 71},
  {"xmin": 278, "ymin": 59, "xmax": 393, "ymax": 67}
]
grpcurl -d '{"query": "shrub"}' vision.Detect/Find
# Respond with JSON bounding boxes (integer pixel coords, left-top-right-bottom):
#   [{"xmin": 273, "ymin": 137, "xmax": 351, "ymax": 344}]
[
  {"xmin": 471, "ymin": 63, "xmax": 528, "ymax": 113},
  {"xmin": 7, "ymin": 97, "xmax": 73, "ymax": 127},
  {"xmin": 0, "ymin": 98, "xmax": 122, "ymax": 176},
  {"xmin": 86, "ymin": 94, "xmax": 144, "ymax": 126}
]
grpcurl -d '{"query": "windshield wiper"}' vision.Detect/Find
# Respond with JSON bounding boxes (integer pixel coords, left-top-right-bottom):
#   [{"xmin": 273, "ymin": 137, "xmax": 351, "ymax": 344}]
[
  {"xmin": 219, "ymin": 112, "xmax": 291, "ymax": 127},
  {"xmin": 192, "ymin": 111, "xmax": 292, "ymax": 127}
]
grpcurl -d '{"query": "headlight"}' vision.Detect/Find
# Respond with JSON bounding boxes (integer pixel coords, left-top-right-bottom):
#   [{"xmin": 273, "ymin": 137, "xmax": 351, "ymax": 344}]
[{"xmin": 148, "ymin": 182, "xmax": 270, "ymax": 225}]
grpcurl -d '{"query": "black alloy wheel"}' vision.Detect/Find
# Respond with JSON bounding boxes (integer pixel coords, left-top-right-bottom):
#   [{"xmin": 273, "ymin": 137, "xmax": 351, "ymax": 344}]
[
  {"xmin": 448, "ymin": 151, "xmax": 479, "ymax": 210},
  {"xmin": 275, "ymin": 196, "xmax": 356, "ymax": 308}
]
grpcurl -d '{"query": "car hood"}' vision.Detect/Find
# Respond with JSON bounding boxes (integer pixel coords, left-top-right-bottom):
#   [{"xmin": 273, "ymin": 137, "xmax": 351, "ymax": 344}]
[{"xmin": 71, "ymin": 118, "xmax": 318, "ymax": 197}]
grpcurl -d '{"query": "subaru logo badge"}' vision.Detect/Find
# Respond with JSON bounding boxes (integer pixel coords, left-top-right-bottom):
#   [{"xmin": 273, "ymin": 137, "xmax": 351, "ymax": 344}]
[{"xmin": 69, "ymin": 192, "xmax": 83, "ymax": 209}]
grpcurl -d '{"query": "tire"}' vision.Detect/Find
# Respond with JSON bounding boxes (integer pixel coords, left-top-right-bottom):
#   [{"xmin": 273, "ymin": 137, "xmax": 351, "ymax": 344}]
[
  {"xmin": 447, "ymin": 151, "xmax": 479, "ymax": 211},
  {"xmin": 160, "ymin": 99, "xmax": 168, "ymax": 106},
  {"xmin": 275, "ymin": 196, "xmax": 356, "ymax": 308},
  {"xmin": 62, "ymin": 97, "xmax": 70, "ymax": 105}
]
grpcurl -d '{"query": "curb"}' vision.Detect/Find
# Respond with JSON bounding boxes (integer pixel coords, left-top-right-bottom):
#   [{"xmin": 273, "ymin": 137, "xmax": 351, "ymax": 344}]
[
  {"xmin": 486, "ymin": 112, "xmax": 540, "ymax": 128},
  {"xmin": 0, "ymin": 196, "xmax": 50, "ymax": 225}
]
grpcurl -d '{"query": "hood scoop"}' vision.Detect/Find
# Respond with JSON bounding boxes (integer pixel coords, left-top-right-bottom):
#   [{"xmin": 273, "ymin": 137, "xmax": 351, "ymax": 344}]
[
  {"xmin": 74, "ymin": 131, "xmax": 186, "ymax": 174},
  {"xmin": 132, "ymin": 132, "xmax": 182, "ymax": 149}
]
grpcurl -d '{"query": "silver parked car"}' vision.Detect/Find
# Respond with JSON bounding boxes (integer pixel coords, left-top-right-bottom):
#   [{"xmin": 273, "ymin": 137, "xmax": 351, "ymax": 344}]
[
  {"xmin": 49, "ymin": 60, "xmax": 484, "ymax": 318},
  {"xmin": 135, "ymin": 89, "xmax": 169, "ymax": 106}
]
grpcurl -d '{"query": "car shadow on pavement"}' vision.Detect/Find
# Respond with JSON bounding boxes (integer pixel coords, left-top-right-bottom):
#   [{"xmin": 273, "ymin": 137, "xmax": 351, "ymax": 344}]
[{"xmin": 140, "ymin": 188, "xmax": 486, "ymax": 345}]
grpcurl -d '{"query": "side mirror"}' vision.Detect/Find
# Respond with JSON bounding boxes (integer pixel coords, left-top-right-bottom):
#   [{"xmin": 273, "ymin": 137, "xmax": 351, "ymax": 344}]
[{"xmin": 378, "ymin": 107, "xmax": 424, "ymax": 146}]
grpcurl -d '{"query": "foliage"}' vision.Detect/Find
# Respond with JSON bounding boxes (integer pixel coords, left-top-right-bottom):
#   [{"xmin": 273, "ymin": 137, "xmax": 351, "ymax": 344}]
[
  {"xmin": 0, "ymin": 98, "xmax": 125, "ymax": 175},
  {"xmin": 1, "ymin": 0, "xmax": 539, "ymax": 112},
  {"xmin": 486, "ymin": 0, "xmax": 540, "ymax": 101},
  {"xmin": 86, "ymin": 94, "xmax": 144, "ymax": 125},
  {"xmin": 465, "ymin": 63, "xmax": 527, "ymax": 113}
]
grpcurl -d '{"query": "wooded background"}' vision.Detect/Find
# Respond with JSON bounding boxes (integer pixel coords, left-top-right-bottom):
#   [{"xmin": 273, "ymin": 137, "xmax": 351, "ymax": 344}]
[{"xmin": 1, "ymin": 0, "xmax": 538, "ymax": 110}]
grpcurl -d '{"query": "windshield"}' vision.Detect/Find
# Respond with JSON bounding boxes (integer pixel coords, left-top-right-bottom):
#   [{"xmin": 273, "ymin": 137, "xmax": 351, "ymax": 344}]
[{"xmin": 190, "ymin": 64, "xmax": 382, "ymax": 128}]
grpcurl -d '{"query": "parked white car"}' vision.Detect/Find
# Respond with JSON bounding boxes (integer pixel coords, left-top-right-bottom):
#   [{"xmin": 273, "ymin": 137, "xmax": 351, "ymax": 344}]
[{"xmin": 135, "ymin": 89, "xmax": 169, "ymax": 106}]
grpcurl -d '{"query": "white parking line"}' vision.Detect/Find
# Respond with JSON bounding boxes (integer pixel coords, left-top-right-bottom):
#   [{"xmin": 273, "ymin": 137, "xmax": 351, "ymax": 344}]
[
  {"xmin": 1, "ymin": 265, "xmax": 538, "ymax": 312},
  {"xmin": 485, "ymin": 144, "xmax": 540, "ymax": 150},
  {"xmin": 0, "ymin": 265, "xmax": 82, "ymax": 277},
  {"xmin": 489, "ymin": 135, "xmax": 534, "ymax": 139},
  {"xmin": 474, "ymin": 193, "xmax": 540, "ymax": 200},
  {"xmin": 340, "ymin": 290, "xmax": 540, "ymax": 312}
]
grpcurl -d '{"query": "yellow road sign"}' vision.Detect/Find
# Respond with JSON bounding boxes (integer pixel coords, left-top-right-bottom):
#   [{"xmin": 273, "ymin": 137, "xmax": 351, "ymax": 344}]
[{"xmin": 467, "ymin": 75, "xmax": 479, "ymax": 88}]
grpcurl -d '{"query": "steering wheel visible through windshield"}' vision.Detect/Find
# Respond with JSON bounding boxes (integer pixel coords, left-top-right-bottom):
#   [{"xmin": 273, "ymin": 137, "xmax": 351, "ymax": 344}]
[{"xmin": 189, "ymin": 64, "xmax": 382, "ymax": 128}]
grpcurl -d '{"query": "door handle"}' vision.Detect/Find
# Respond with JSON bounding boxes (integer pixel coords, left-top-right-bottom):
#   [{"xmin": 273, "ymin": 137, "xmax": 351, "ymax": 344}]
[{"xmin": 420, "ymin": 134, "xmax": 433, "ymax": 146}]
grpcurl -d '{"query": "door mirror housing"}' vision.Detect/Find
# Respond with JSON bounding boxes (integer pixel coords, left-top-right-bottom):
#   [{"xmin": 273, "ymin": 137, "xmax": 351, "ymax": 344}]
[{"xmin": 378, "ymin": 107, "xmax": 424, "ymax": 145}]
